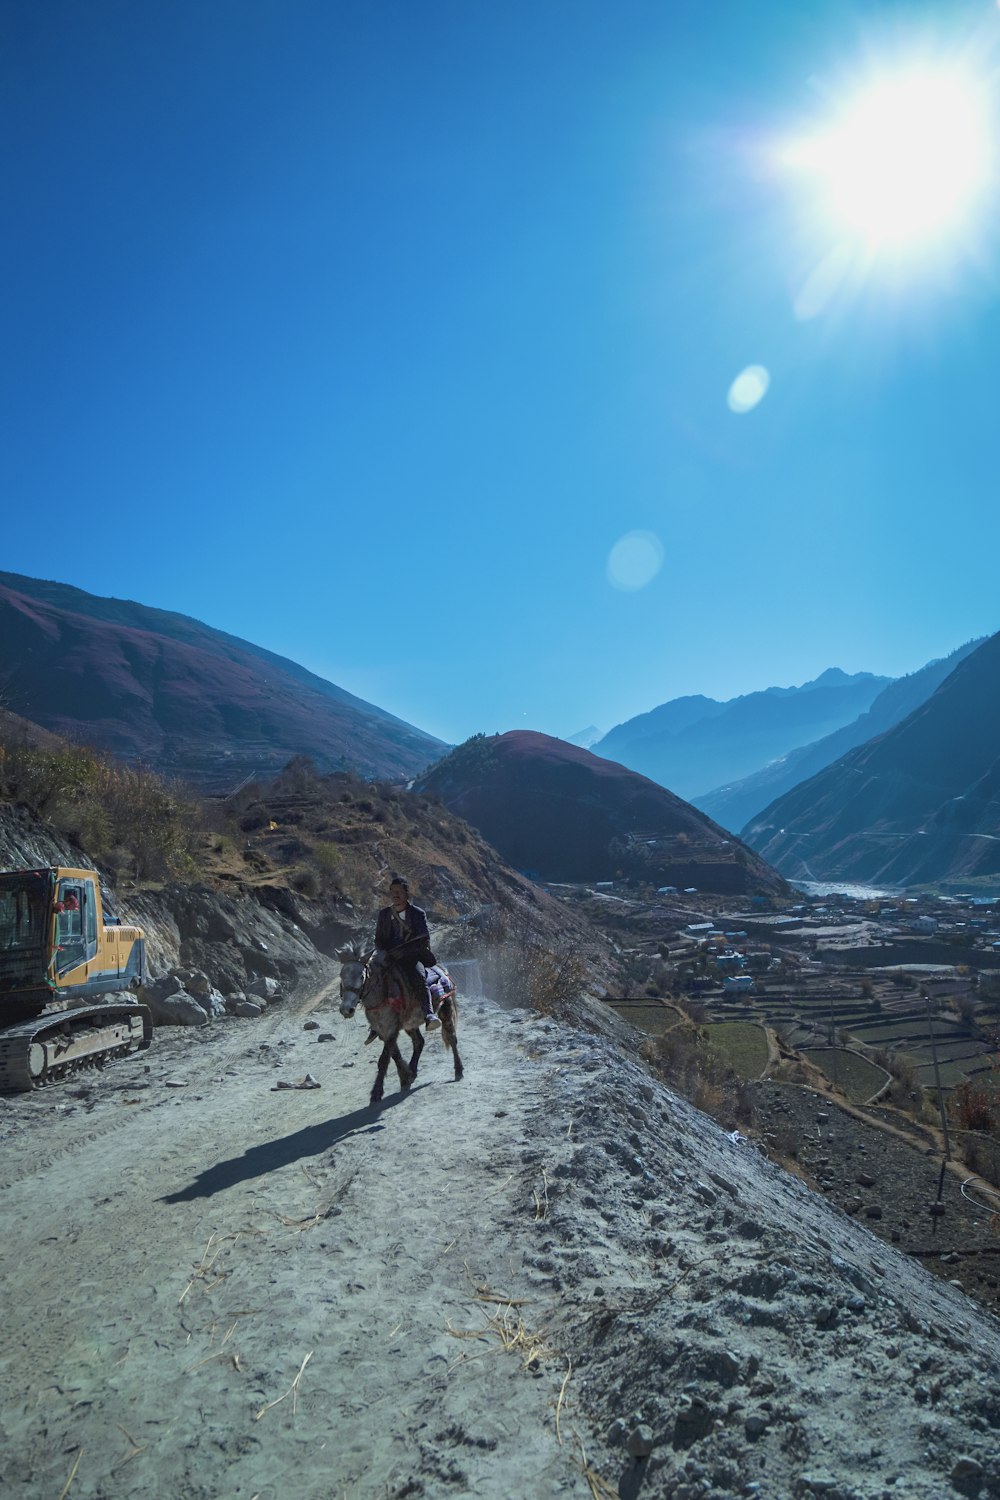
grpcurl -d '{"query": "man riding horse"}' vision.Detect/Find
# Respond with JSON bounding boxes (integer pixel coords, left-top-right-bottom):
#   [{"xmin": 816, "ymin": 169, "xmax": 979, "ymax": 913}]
[{"xmin": 374, "ymin": 875, "xmax": 440, "ymax": 1031}]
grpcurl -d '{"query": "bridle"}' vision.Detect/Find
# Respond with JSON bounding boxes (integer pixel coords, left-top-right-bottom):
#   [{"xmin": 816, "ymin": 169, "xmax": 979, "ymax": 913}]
[{"xmin": 338, "ymin": 957, "xmax": 369, "ymax": 1018}]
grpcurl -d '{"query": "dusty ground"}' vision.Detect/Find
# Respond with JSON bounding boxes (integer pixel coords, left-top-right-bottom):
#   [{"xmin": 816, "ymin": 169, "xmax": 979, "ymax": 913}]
[
  {"xmin": 2, "ymin": 978, "xmax": 1000, "ymax": 1500},
  {"xmin": 749, "ymin": 1082, "xmax": 1000, "ymax": 1314}
]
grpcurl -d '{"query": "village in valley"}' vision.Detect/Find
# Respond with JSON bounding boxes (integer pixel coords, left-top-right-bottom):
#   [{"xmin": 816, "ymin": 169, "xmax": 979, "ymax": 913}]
[{"xmin": 567, "ymin": 878, "xmax": 1000, "ymax": 1100}]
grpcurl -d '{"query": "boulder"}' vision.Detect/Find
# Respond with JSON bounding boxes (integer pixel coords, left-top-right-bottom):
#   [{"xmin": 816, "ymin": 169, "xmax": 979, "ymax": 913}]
[
  {"xmin": 141, "ymin": 987, "xmax": 209, "ymax": 1027},
  {"xmin": 231, "ymin": 1000, "xmax": 263, "ymax": 1019},
  {"xmin": 146, "ymin": 972, "xmax": 185, "ymax": 1001},
  {"xmin": 248, "ymin": 975, "xmax": 282, "ymax": 1003},
  {"xmin": 201, "ymin": 987, "xmax": 227, "ymax": 1019}
]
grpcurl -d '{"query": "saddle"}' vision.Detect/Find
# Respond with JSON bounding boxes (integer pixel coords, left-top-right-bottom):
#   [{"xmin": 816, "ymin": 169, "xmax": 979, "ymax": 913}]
[{"xmin": 371, "ymin": 952, "xmax": 454, "ymax": 1014}]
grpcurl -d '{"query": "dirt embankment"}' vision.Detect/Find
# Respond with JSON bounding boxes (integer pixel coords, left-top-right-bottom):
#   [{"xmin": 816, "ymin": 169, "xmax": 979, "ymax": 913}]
[{"xmin": 3, "ymin": 975, "xmax": 1000, "ymax": 1500}]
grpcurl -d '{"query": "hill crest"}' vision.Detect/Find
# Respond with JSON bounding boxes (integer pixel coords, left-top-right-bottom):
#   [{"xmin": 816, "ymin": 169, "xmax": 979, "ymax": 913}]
[{"xmin": 417, "ymin": 730, "xmax": 786, "ymax": 893}]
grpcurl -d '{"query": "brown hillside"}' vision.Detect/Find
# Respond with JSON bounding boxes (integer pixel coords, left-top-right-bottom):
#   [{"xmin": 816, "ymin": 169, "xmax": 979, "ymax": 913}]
[
  {"xmin": 0, "ymin": 575, "xmax": 444, "ymax": 789},
  {"xmin": 416, "ymin": 731, "xmax": 787, "ymax": 893}
]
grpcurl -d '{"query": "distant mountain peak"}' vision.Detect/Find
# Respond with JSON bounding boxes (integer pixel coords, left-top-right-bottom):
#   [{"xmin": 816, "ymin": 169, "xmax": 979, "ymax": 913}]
[
  {"xmin": 594, "ymin": 670, "xmax": 891, "ymax": 801},
  {"xmin": 743, "ymin": 631, "xmax": 1000, "ymax": 885},
  {"xmin": 566, "ymin": 725, "xmax": 603, "ymax": 749}
]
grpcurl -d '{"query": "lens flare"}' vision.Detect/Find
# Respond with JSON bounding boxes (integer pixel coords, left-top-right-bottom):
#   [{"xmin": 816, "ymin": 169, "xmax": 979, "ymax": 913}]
[
  {"xmin": 727, "ymin": 365, "xmax": 770, "ymax": 414},
  {"xmin": 606, "ymin": 531, "xmax": 664, "ymax": 591}
]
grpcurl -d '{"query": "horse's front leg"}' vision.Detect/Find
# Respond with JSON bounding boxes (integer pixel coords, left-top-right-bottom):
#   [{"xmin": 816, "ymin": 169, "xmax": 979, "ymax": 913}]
[
  {"xmin": 407, "ymin": 1026, "xmax": 424, "ymax": 1081},
  {"xmin": 371, "ymin": 1038, "xmax": 395, "ymax": 1105}
]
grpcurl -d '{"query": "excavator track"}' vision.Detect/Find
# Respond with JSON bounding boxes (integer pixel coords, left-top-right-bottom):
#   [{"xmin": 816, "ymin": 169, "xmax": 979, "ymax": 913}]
[{"xmin": 0, "ymin": 1003, "xmax": 153, "ymax": 1092}]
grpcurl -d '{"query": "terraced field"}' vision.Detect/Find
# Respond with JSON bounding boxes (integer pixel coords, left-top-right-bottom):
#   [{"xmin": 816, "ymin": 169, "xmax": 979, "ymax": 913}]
[
  {"xmin": 703, "ymin": 1020, "xmax": 769, "ymax": 1079},
  {"xmin": 800, "ymin": 1047, "xmax": 889, "ymax": 1104},
  {"xmin": 605, "ymin": 999, "xmax": 681, "ymax": 1036}
]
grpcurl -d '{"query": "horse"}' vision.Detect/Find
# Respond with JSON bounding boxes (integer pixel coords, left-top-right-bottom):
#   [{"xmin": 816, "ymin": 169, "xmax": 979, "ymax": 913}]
[{"xmin": 337, "ymin": 941, "xmax": 464, "ymax": 1105}]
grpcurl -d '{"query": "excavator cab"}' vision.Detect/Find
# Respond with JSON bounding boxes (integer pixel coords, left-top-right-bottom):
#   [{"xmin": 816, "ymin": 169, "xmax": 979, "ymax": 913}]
[{"xmin": 0, "ymin": 867, "xmax": 55, "ymax": 1020}]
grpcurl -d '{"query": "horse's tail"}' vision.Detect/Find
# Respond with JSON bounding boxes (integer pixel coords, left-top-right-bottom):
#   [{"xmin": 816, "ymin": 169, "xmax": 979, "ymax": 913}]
[
  {"xmin": 443, "ymin": 989, "xmax": 463, "ymax": 1080},
  {"xmin": 439, "ymin": 987, "xmax": 458, "ymax": 1047}
]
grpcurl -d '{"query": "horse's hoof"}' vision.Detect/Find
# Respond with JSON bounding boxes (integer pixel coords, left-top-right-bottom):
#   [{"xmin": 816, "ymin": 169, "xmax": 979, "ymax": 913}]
[{"xmin": 370, "ymin": 1090, "xmax": 383, "ymax": 1106}]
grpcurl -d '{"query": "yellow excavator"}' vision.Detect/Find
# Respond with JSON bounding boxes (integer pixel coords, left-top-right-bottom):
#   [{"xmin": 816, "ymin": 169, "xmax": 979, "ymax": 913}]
[{"xmin": 0, "ymin": 866, "xmax": 152, "ymax": 1090}]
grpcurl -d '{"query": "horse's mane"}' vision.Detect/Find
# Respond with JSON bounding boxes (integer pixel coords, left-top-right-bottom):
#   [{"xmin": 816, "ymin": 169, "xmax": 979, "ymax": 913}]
[{"xmin": 338, "ymin": 938, "xmax": 370, "ymax": 965}]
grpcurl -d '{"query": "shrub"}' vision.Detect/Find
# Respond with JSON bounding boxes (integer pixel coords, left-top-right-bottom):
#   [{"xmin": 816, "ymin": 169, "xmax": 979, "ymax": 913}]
[
  {"xmin": 314, "ymin": 841, "xmax": 342, "ymax": 875},
  {"xmin": 954, "ymin": 993, "xmax": 978, "ymax": 1024},
  {"xmin": 0, "ymin": 737, "xmax": 200, "ymax": 880},
  {"xmin": 954, "ymin": 1081, "xmax": 996, "ymax": 1132},
  {"xmin": 293, "ymin": 866, "xmax": 321, "ymax": 898},
  {"xmin": 643, "ymin": 1022, "xmax": 755, "ymax": 1132},
  {"xmin": 480, "ymin": 937, "xmax": 591, "ymax": 1014}
]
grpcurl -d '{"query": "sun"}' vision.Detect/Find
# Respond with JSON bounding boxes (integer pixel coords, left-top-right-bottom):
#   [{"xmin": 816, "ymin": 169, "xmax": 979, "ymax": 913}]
[{"xmin": 785, "ymin": 62, "xmax": 996, "ymax": 255}]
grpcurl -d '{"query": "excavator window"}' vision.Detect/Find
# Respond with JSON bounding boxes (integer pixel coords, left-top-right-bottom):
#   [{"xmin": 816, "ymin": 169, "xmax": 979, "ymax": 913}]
[
  {"xmin": 83, "ymin": 883, "xmax": 98, "ymax": 947},
  {"xmin": 55, "ymin": 881, "xmax": 87, "ymax": 975},
  {"xmin": 0, "ymin": 884, "xmax": 47, "ymax": 952}
]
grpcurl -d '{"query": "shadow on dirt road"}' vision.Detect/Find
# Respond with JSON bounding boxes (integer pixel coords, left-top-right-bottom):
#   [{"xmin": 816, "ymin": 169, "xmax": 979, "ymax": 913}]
[{"xmin": 161, "ymin": 1086, "xmax": 424, "ymax": 1201}]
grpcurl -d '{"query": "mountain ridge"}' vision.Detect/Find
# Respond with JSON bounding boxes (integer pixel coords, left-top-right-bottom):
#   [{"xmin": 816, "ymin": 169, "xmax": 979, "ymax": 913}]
[
  {"xmin": 744, "ymin": 629, "xmax": 1000, "ymax": 886},
  {"xmin": 696, "ymin": 638, "xmax": 984, "ymax": 832},
  {"xmin": 594, "ymin": 669, "xmax": 892, "ymax": 800},
  {"xmin": 0, "ymin": 573, "xmax": 445, "ymax": 789}
]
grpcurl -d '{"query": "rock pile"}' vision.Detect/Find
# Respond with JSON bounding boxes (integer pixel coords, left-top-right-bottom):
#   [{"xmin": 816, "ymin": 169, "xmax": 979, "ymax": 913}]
[{"xmin": 138, "ymin": 969, "xmax": 285, "ymax": 1027}]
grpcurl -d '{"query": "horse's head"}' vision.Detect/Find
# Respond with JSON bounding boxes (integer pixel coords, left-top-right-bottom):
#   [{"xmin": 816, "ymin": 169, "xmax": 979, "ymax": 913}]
[{"xmin": 338, "ymin": 940, "xmax": 374, "ymax": 1018}]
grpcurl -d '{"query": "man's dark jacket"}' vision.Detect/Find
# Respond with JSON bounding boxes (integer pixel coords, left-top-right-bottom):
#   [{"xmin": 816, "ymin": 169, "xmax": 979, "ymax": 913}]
[{"xmin": 375, "ymin": 902, "xmax": 436, "ymax": 966}]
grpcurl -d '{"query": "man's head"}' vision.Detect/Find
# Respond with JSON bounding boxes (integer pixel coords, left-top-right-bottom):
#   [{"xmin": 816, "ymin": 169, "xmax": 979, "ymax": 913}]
[{"xmin": 389, "ymin": 876, "xmax": 408, "ymax": 911}]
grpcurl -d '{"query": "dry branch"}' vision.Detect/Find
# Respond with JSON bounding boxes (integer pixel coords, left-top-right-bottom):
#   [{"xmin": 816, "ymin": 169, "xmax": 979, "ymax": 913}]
[{"xmin": 555, "ymin": 1358, "xmax": 572, "ymax": 1444}]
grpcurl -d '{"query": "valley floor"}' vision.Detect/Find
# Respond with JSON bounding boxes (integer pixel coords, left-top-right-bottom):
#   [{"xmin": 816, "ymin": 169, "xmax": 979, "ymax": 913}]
[{"xmin": 2, "ymin": 982, "xmax": 1000, "ymax": 1499}]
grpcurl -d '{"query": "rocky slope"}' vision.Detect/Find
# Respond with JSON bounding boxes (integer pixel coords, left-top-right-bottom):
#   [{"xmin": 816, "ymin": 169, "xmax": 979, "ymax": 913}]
[
  {"xmin": 697, "ymin": 639, "xmax": 983, "ymax": 834},
  {"xmin": 744, "ymin": 630, "xmax": 1000, "ymax": 887},
  {"xmin": 595, "ymin": 669, "xmax": 891, "ymax": 803},
  {"xmin": 416, "ymin": 731, "xmax": 787, "ymax": 895},
  {"xmin": 0, "ymin": 571, "xmax": 445, "ymax": 788}
]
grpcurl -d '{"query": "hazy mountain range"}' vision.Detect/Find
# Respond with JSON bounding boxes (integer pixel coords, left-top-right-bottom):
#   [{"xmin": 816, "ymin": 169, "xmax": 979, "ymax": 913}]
[
  {"xmin": 3, "ymin": 569, "xmax": 997, "ymax": 889},
  {"xmin": 594, "ymin": 668, "xmax": 891, "ymax": 803},
  {"xmin": 695, "ymin": 639, "xmax": 983, "ymax": 833},
  {"xmin": 744, "ymin": 629, "xmax": 1000, "ymax": 887}
]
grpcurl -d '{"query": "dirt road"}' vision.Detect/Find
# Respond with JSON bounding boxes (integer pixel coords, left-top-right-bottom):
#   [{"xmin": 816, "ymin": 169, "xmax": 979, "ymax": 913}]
[
  {"xmin": 3, "ymin": 982, "xmax": 1000, "ymax": 1500},
  {"xmin": 0, "ymin": 984, "xmax": 586, "ymax": 1500}
]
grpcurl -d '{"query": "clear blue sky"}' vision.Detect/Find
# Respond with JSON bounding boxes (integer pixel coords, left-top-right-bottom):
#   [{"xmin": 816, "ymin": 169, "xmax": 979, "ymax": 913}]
[{"xmin": 5, "ymin": 0, "xmax": 1000, "ymax": 746}]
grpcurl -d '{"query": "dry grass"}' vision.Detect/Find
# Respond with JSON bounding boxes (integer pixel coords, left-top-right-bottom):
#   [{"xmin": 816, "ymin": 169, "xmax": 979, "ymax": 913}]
[
  {"xmin": 254, "ymin": 1350, "xmax": 314, "ymax": 1421},
  {"xmin": 446, "ymin": 1275, "xmax": 556, "ymax": 1378},
  {"xmin": 575, "ymin": 1437, "xmax": 619, "ymax": 1500},
  {"xmin": 58, "ymin": 1450, "xmax": 83, "ymax": 1500},
  {"xmin": 178, "ymin": 1228, "xmax": 265, "ymax": 1303}
]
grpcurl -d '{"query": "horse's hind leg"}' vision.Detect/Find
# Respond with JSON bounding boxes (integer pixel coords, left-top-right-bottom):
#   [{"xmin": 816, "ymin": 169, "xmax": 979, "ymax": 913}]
[
  {"xmin": 441, "ymin": 999, "xmax": 464, "ymax": 1082},
  {"xmin": 391, "ymin": 1037, "xmax": 413, "ymax": 1092},
  {"xmin": 407, "ymin": 1027, "xmax": 424, "ymax": 1081}
]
